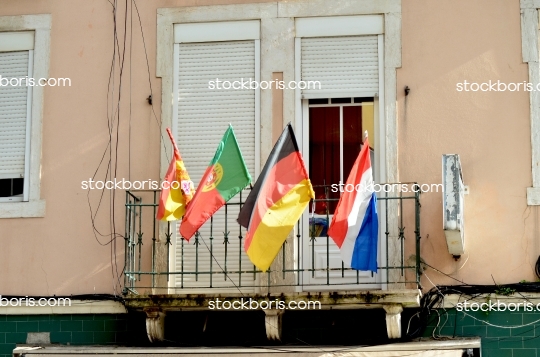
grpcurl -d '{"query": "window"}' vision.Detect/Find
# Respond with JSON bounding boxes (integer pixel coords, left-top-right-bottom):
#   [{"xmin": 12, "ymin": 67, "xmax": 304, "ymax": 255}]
[
  {"xmin": 0, "ymin": 15, "xmax": 50, "ymax": 218},
  {"xmin": 157, "ymin": 2, "xmax": 401, "ymax": 291},
  {"xmin": 296, "ymin": 15, "xmax": 388, "ymax": 289},
  {"xmin": 521, "ymin": 3, "xmax": 540, "ymax": 205},
  {"xmin": 302, "ymin": 97, "xmax": 380, "ymax": 289},
  {"xmin": 0, "ymin": 32, "xmax": 34, "ymax": 203},
  {"xmin": 308, "ymin": 98, "xmax": 375, "ymax": 214},
  {"xmin": 171, "ymin": 20, "xmax": 260, "ymax": 291}
]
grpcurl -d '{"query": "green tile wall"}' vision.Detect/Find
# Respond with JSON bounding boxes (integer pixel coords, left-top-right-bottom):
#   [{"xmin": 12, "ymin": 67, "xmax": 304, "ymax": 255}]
[
  {"xmin": 424, "ymin": 309, "xmax": 540, "ymax": 357},
  {"xmin": 0, "ymin": 313, "xmax": 147, "ymax": 357}
]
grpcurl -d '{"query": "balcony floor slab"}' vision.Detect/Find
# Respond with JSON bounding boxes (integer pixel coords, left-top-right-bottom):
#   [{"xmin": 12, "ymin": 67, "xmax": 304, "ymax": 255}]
[{"xmin": 123, "ymin": 289, "xmax": 421, "ymax": 311}]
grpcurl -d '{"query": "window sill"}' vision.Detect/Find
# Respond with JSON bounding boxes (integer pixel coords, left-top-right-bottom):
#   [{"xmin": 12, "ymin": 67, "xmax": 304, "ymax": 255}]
[
  {"xmin": 0, "ymin": 200, "xmax": 45, "ymax": 218},
  {"xmin": 527, "ymin": 187, "xmax": 540, "ymax": 205}
]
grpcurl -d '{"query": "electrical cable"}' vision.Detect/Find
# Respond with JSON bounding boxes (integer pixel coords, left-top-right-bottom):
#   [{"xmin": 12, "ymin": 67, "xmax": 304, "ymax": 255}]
[
  {"xmin": 87, "ymin": 2, "xmax": 476, "ymax": 351},
  {"xmin": 180, "ymin": 217, "xmax": 334, "ymax": 351},
  {"xmin": 131, "ymin": 0, "xmax": 169, "ymax": 162},
  {"xmin": 535, "ymin": 255, "xmax": 540, "ymax": 280},
  {"xmin": 408, "ymin": 275, "xmax": 540, "ymax": 339},
  {"xmin": 82, "ymin": 1, "xmax": 247, "ymax": 348},
  {"xmin": 86, "ymin": 0, "xmax": 170, "ymax": 298},
  {"xmin": 87, "ymin": 0, "xmax": 130, "ymax": 296}
]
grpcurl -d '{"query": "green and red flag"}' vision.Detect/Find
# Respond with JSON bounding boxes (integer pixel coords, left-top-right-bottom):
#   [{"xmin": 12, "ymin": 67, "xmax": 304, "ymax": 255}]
[
  {"xmin": 180, "ymin": 125, "xmax": 251, "ymax": 240},
  {"xmin": 156, "ymin": 128, "xmax": 194, "ymax": 221},
  {"xmin": 237, "ymin": 123, "xmax": 315, "ymax": 272}
]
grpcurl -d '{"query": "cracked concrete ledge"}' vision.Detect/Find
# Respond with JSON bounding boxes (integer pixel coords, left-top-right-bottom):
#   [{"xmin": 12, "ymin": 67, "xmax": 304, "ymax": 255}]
[
  {"xmin": 123, "ymin": 289, "xmax": 421, "ymax": 311},
  {"xmin": 0, "ymin": 300, "xmax": 126, "ymax": 315}
]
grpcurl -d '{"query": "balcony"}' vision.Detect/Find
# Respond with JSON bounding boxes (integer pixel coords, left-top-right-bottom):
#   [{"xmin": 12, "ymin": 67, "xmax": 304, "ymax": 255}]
[{"xmin": 122, "ymin": 184, "xmax": 422, "ymax": 342}]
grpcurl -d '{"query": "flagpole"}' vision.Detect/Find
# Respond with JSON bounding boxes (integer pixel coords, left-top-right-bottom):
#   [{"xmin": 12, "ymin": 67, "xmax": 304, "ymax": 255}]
[{"xmin": 166, "ymin": 128, "xmax": 180, "ymax": 154}]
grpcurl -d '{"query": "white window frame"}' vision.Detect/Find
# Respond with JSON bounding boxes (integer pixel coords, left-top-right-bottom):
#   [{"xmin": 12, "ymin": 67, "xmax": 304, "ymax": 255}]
[
  {"xmin": 295, "ymin": 15, "xmax": 390, "ymax": 290},
  {"xmin": 156, "ymin": 1, "xmax": 401, "ymax": 292},
  {"xmin": 288, "ymin": 4, "xmax": 402, "ymax": 292},
  {"xmin": 161, "ymin": 18, "xmax": 262, "ymax": 293},
  {"xmin": 0, "ymin": 15, "xmax": 49, "ymax": 218},
  {"xmin": 521, "ymin": 0, "xmax": 540, "ymax": 205},
  {"xmin": 302, "ymin": 99, "xmax": 384, "ymax": 290},
  {"xmin": 295, "ymin": 20, "xmax": 386, "ymax": 182},
  {"xmin": 0, "ymin": 32, "xmax": 33, "ymax": 203}
]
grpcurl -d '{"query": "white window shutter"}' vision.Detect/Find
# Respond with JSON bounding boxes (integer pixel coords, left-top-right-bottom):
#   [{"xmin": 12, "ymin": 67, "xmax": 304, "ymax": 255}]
[
  {"xmin": 176, "ymin": 41, "xmax": 256, "ymax": 180},
  {"xmin": 174, "ymin": 40, "xmax": 257, "ymax": 291},
  {"xmin": 301, "ymin": 36, "xmax": 379, "ymax": 98},
  {"xmin": 0, "ymin": 50, "xmax": 31, "ymax": 179}
]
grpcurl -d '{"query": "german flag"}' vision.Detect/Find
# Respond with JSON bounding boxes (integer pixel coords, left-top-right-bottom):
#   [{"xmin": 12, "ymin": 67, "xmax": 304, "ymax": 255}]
[{"xmin": 238, "ymin": 124, "xmax": 314, "ymax": 272}]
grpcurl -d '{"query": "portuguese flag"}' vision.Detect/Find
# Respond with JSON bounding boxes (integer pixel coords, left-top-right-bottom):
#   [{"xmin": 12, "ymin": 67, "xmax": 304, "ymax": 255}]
[
  {"xmin": 238, "ymin": 124, "xmax": 314, "ymax": 272},
  {"xmin": 156, "ymin": 128, "xmax": 194, "ymax": 221},
  {"xmin": 180, "ymin": 125, "xmax": 251, "ymax": 241}
]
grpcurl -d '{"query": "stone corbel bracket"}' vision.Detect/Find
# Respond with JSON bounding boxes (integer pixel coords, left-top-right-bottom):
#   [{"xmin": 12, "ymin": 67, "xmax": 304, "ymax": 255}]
[
  {"xmin": 264, "ymin": 308, "xmax": 285, "ymax": 341},
  {"xmin": 144, "ymin": 308, "xmax": 166, "ymax": 343},
  {"xmin": 383, "ymin": 304, "xmax": 404, "ymax": 339}
]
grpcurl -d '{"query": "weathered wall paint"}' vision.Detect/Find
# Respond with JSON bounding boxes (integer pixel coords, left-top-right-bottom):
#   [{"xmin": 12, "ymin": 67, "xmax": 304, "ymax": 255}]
[{"xmin": 0, "ymin": 0, "xmax": 536, "ymax": 296}]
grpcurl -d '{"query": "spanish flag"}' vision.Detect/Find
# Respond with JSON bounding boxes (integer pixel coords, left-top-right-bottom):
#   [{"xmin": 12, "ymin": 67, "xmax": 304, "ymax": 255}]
[
  {"xmin": 238, "ymin": 124, "xmax": 314, "ymax": 272},
  {"xmin": 180, "ymin": 125, "xmax": 251, "ymax": 241},
  {"xmin": 156, "ymin": 128, "xmax": 194, "ymax": 221}
]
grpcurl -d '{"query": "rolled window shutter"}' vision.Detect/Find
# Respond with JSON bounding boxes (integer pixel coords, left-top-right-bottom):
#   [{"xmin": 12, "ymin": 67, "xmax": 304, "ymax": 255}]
[
  {"xmin": 0, "ymin": 51, "xmax": 30, "ymax": 179},
  {"xmin": 301, "ymin": 36, "xmax": 379, "ymax": 98},
  {"xmin": 174, "ymin": 40, "xmax": 256, "ymax": 291}
]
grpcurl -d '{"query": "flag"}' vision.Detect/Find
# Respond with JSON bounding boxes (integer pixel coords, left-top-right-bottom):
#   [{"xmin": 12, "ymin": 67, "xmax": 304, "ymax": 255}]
[
  {"xmin": 328, "ymin": 137, "xmax": 379, "ymax": 272},
  {"xmin": 180, "ymin": 125, "xmax": 251, "ymax": 240},
  {"xmin": 156, "ymin": 128, "xmax": 194, "ymax": 221},
  {"xmin": 238, "ymin": 124, "xmax": 315, "ymax": 272}
]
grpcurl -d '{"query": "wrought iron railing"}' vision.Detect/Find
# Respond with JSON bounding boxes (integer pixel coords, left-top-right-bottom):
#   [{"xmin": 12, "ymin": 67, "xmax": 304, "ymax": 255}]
[{"xmin": 123, "ymin": 184, "xmax": 422, "ymax": 294}]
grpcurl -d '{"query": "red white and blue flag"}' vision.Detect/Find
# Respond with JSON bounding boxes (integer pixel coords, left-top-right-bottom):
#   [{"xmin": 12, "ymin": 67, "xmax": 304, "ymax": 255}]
[{"xmin": 328, "ymin": 137, "xmax": 379, "ymax": 272}]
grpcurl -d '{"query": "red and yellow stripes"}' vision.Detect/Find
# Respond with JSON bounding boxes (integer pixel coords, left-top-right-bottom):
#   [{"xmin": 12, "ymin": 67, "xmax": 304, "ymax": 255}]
[
  {"xmin": 239, "ymin": 124, "xmax": 314, "ymax": 272},
  {"xmin": 156, "ymin": 128, "xmax": 194, "ymax": 221}
]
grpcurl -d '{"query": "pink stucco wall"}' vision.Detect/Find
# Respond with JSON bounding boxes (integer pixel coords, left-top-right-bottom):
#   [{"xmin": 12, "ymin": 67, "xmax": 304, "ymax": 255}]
[
  {"xmin": 0, "ymin": 0, "xmax": 536, "ymax": 295},
  {"xmin": 0, "ymin": 0, "xmax": 271, "ymax": 295},
  {"xmin": 399, "ymin": 0, "xmax": 536, "ymax": 287}
]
